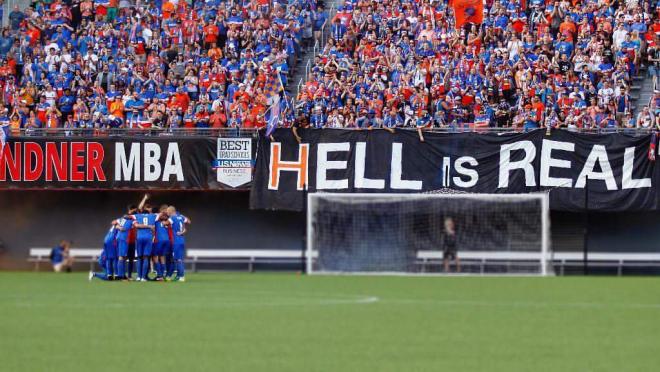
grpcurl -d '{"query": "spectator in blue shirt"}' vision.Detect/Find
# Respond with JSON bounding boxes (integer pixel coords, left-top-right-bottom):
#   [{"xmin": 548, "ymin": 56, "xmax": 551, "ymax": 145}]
[
  {"xmin": 58, "ymin": 89, "xmax": 76, "ymax": 123},
  {"xmin": 313, "ymin": 5, "xmax": 328, "ymax": 43},
  {"xmin": 50, "ymin": 240, "xmax": 74, "ymax": 273},
  {"xmin": 8, "ymin": 5, "xmax": 25, "ymax": 31}
]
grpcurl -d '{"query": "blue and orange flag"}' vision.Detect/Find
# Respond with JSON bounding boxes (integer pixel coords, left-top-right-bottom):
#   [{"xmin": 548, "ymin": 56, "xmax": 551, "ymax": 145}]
[
  {"xmin": 265, "ymin": 96, "xmax": 281, "ymax": 137},
  {"xmin": 264, "ymin": 73, "xmax": 284, "ymax": 105},
  {"xmin": 452, "ymin": 0, "xmax": 484, "ymax": 30}
]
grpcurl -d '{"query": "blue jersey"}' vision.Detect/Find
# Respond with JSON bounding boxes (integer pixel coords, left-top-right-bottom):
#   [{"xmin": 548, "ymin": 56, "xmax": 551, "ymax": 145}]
[
  {"xmin": 155, "ymin": 218, "xmax": 170, "ymax": 243},
  {"xmin": 116, "ymin": 217, "xmax": 134, "ymax": 241},
  {"xmin": 103, "ymin": 224, "xmax": 118, "ymax": 245},
  {"xmin": 169, "ymin": 214, "xmax": 188, "ymax": 244},
  {"xmin": 134, "ymin": 213, "xmax": 157, "ymax": 240},
  {"xmin": 51, "ymin": 246, "xmax": 64, "ymax": 263}
]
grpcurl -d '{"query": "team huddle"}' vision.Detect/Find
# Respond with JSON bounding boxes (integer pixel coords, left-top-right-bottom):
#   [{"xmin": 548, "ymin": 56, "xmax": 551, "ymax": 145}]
[{"xmin": 90, "ymin": 194, "xmax": 191, "ymax": 282}]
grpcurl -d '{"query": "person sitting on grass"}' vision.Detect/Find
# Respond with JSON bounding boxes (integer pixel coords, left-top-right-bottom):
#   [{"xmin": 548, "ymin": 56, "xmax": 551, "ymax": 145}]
[{"xmin": 50, "ymin": 240, "xmax": 74, "ymax": 273}]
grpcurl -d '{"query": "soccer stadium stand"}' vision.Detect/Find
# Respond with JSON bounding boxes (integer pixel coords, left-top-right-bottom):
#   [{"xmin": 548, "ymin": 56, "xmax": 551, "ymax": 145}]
[
  {"xmin": 294, "ymin": 0, "xmax": 659, "ymax": 130},
  {"xmin": 0, "ymin": 0, "xmax": 327, "ymax": 134},
  {"xmin": 0, "ymin": 0, "xmax": 655, "ymax": 135}
]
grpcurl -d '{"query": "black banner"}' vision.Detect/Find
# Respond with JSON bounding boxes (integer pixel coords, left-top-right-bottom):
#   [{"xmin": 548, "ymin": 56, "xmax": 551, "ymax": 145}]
[
  {"xmin": 0, "ymin": 137, "xmax": 254, "ymax": 190},
  {"xmin": 250, "ymin": 129, "xmax": 660, "ymax": 212}
]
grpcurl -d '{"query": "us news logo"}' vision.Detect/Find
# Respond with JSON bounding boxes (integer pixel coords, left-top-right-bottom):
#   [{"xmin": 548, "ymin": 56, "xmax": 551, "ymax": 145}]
[{"xmin": 213, "ymin": 138, "xmax": 253, "ymax": 188}]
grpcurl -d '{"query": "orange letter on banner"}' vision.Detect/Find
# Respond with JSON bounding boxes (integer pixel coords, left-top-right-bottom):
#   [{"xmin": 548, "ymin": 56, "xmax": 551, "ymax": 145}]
[{"xmin": 269, "ymin": 142, "xmax": 309, "ymax": 190}]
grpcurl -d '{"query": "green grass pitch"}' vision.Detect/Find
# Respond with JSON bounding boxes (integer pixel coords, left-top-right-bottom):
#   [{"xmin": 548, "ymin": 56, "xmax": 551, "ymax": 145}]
[{"xmin": 1, "ymin": 272, "xmax": 659, "ymax": 371}]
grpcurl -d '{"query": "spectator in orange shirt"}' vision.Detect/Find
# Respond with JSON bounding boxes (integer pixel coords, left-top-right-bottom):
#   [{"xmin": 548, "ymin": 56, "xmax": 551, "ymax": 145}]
[
  {"xmin": 171, "ymin": 88, "xmax": 190, "ymax": 112},
  {"xmin": 209, "ymin": 106, "xmax": 227, "ymax": 128},
  {"xmin": 559, "ymin": 16, "xmax": 576, "ymax": 41},
  {"xmin": 232, "ymin": 84, "xmax": 250, "ymax": 103},
  {"xmin": 109, "ymin": 96, "xmax": 124, "ymax": 119},
  {"xmin": 532, "ymin": 96, "xmax": 545, "ymax": 123},
  {"xmin": 207, "ymin": 44, "xmax": 223, "ymax": 61},
  {"xmin": 162, "ymin": 1, "xmax": 175, "ymax": 20},
  {"xmin": 203, "ymin": 22, "xmax": 219, "ymax": 49}
]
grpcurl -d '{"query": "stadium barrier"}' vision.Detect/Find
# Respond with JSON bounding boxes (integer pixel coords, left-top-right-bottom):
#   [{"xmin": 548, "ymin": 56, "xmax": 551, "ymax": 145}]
[
  {"xmin": 416, "ymin": 251, "xmax": 660, "ymax": 276},
  {"xmin": 5, "ymin": 127, "xmax": 658, "ymax": 138},
  {"xmin": 28, "ymin": 248, "xmax": 660, "ymax": 275},
  {"xmin": 0, "ymin": 136, "xmax": 254, "ymax": 190},
  {"xmin": 187, "ymin": 249, "xmax": 317, "ymax": 272},
  {"xmin": 251, "ymin": 128, "xmax": 660, "ymax": 212}
]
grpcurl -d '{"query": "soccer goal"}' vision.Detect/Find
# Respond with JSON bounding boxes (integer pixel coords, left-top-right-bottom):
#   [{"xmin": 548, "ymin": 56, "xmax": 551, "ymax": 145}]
[{"xmin": 307, "ymin": 192, "xmax": 551, "ymax": 276}]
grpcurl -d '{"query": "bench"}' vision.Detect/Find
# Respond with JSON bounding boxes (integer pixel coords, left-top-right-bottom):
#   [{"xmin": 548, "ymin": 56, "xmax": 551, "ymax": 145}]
[
  {"xmin": 28, "ymin": 248, "xmax": 100, "ymax": 271},
  {"xmin": 552, "ymin": 252, "xmax": 660, "ymax": 276},
  {"xmin": 416, "ymin": 251, "xmax": 660, "ymax": 275},
  {"xmin": 186, "ymin": 249, "xmax": 310, "ymax": 272},
  {"xmin": 28, "ymin": 248, "xmax": 312, "ymax": 273},
  {"xmin": 417, "ymin": 251, "xmax": 546, "ymax": 274}
]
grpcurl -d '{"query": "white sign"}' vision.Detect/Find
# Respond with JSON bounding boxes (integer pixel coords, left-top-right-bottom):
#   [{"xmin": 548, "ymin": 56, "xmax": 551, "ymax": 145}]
[{"xmin": 216, "ymin": 138, "xmax": 252, "ymax": 187}]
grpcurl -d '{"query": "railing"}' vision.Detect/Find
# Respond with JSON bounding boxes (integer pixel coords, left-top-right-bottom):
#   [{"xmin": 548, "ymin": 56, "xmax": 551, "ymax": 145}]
[
  {"xmin": 6, "ymin": 127, "xmax": 657, "ymax": 138},
  {"xmin": 294, "ymin": 4, "xmax": 336, "ymax": 101},
  {"xmin": 9, "ymin": 127, "xmax": 259, "ymax": 138}
]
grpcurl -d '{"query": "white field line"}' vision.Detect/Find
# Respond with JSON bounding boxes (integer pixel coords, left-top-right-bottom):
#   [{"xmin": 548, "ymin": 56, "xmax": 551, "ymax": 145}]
[
  {"xmin": 382, "ymin": 298, "xmax": 660, "ymax": 310},
  {"xmin": 6, "ymin": 292, "xmax": 380, "ymax": 308}
]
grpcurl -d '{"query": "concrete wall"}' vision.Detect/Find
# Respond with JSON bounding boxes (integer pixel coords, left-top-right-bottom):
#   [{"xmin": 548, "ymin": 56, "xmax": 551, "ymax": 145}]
[
  {"xmin": 0, "ymin": 190, "xmax": 658, "ymax": 270},
  {"xmin": 0, "ymin": 190, "xmax": 304, "ymax": 269}
]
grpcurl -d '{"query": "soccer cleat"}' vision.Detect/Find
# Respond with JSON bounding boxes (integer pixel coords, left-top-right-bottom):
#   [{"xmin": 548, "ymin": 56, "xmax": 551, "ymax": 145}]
[
  {"xmin": 88, "ymin": 271, "xmax": 94, "ymax": 281},
  {"xmin": 176, "ymin": 277, "xmax": 185, "ymax": 282},
  {"xmin": 164, "ymin": 277, "xmax": 172, "ymax": 282}
]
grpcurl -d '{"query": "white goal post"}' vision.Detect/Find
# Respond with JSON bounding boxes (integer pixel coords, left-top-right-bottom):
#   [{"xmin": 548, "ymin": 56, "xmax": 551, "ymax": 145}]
[{"xmin": 306, "ymin": 193, "xmax": 551, "ymax": 276}]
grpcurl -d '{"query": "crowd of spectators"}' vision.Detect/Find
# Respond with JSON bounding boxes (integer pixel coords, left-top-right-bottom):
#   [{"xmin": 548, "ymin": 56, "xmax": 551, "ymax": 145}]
[
  {"xmin": 0, "ymin": 0, "xmax": 325, "ymax": 134},
  {"xmin": 295, "ymin": 0, "xmax": 660, "ymax": 132},
  {"xmin": 0, "ymin": 0, "xmax": 658, "ymax": 136}
]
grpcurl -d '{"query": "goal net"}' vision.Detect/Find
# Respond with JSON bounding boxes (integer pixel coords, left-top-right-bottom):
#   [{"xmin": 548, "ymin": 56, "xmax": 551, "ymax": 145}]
[{"xmin": 307, "ymin": 193, "xmax": 551, "ymax": 276}]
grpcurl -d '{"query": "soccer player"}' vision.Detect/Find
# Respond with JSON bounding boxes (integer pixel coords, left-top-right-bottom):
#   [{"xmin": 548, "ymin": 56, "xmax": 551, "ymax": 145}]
[
  {"xmin": 152, "ymin": 205, "xmax": 171, "ymax": 281},
  {"xmin": 441, "ymin": 217, "xmax": 460, "ymax": 273},
  {"xmin": 126, "ymin": 216, "xmax": 137, "ymax": 280},
  {"xmin": 116, "ymin": 205, "xmax": 138, "ymax": 280},
  {"xmin": 89, "ymin": 250, "xmax": 111, "ymax": 281},
  {"xmin": 134, "ymin": 203, "xmax": 158, "ymax": 282},
  {"xmin": 101, "ymin": 219, "xmax": 119, "ymax": 279},
  {"xmin": 167, "ymin": 206, "xmax": 191, "ymax": 282}
]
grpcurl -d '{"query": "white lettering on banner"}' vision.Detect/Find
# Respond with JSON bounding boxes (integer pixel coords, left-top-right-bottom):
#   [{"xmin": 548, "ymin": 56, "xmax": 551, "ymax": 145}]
[
  {"xmin": 264, "ymin": 138, "xmax": 654, "ymax": 193},
  {"xmin": 143, "ymin": 143, "xmax": 161, "ymax": 181},
  {"xmin": 622, "ymin": 147, "xmax": 651, "ymax": 189},
  {"xmin": 441, "ymin": 157, "xmax": 451, "ymax": 187},
  {"xmin": 115, "ymin": 143, "xmax": 140, "ymax": 181},
  {"xmin": 540, "ymin": 139, "xmax": 575, "ymax": 188},
  {"xmin": 391, "ymin": 143, "xmax": 422, "ymax": 190},
  {"xmin": 216, "ymin": 138, "xmax": 252, "ymax": 187},
  {"xmin": 115, "ymin": 142, "xmax": 183, "ymax": 182},
  {"xmin": 163, "ymin": 143, "xmax": 184, "ymax": 181},
  {"xmin": 453, "ymin": 156, "xmax": 479, "ymax": 188},
  {"xmin": 576, "ymin": 145, "xmax": 617, "ymax": 190},
  {"xmin": 317, "ymin": 143, "xmax": 349, "ymax": 189},
  {"xmin": 499, "ymin": 141, "xmax": 536, "ymax": 188},
  {"xmin": 355, "ymin": 142, "xmax": 385, "ymax": 189}
]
